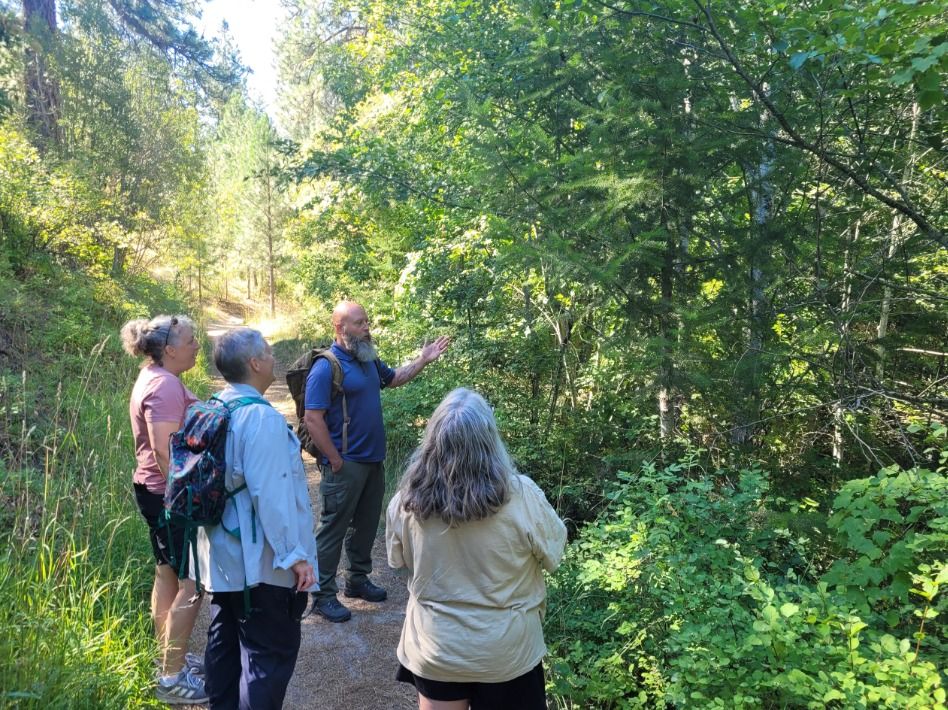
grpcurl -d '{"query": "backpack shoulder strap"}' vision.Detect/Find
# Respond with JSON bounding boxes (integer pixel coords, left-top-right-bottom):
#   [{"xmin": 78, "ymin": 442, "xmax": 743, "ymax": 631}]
[
  {"xmin": 315, "ymin": 350, "xmax": 345, "ymax": 399},
  {"xmin": 225, "ymin": 395, "xmax": 271, "ymax": 411},
  {"xmin": 313, "ymin": 350, "xmax": 349, "ymax": 456}
]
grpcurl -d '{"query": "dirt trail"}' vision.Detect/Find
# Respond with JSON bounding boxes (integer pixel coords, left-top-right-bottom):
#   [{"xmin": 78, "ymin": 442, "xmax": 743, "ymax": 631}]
[{"xmin": 192, "ymin": 319, "xmax": 416, "ymax": 709}]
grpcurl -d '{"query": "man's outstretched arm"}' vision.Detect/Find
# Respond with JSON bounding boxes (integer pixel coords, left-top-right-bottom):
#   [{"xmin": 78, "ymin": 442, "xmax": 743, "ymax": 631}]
[{"xmin": 388, "ymin": 336, "xmax": 451, "ymax": 388}]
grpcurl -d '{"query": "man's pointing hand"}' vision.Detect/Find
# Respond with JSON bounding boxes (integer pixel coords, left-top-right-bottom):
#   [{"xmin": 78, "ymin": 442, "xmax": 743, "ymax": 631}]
[{"xmin": 421, "ymin": 335, "xmax": 451, "ymax": 364}]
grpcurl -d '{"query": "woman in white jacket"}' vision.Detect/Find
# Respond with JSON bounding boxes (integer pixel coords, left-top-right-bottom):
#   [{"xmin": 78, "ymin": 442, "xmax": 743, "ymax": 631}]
[
  {"xmin": 386, "ymin": 388, "xmax": 567, "ymax": 710},
  {"xmin": 198, "ymin": 327, "xmax": 318, "ymax": 710}
]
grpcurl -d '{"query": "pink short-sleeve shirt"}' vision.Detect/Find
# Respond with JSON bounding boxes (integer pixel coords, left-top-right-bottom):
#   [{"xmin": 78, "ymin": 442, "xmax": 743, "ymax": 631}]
[{"xmin": 129, "ymin": 364, "xmax": 197, "ymax": 494}]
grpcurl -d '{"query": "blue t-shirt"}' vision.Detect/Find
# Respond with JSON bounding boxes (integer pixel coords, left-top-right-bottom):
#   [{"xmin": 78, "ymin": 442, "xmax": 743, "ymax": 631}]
[{"xmin": 304, "ymin": 343, "xmax": 396, "ymax": 463}]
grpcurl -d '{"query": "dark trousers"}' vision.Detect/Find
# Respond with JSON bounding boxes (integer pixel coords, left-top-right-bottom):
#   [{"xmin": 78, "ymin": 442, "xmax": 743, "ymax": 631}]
[
  {"xmin": 205, "ymin": 584, "xmax": 307, "ymax": 710},
  {"xmin": 314, "ymin": 460, "xmax": 385, "ymax": 600}
]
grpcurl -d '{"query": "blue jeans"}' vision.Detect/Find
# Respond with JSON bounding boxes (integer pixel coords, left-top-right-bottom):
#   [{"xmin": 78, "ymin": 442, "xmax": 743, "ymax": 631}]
[{"xmin": 205, "ymin": 583, "xmax": 307, "ymax": 710}]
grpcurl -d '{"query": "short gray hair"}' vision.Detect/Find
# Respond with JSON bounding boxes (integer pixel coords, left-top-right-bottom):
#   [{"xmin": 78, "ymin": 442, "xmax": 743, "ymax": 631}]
[
  {"xmin": 214, "ymin": 327, "xmax": 268, "ymax": 383},
  {"xmin": 399, "ymin": 388, "xmax": 514, "ymax": 526}
]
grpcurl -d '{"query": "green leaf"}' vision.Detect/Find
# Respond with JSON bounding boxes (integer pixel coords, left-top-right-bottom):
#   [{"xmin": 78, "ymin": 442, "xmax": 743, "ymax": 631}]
[
  {"xmin": 879, "ymin": 634, "xmax": 898, "ymax": 654},
  {"xmin": 918, "ymin": 90, "xmax": 943, "ymax": 111},
  {"xmin": 892, "ymin": 68, "xmax": 915, "ymax": 85},
  {"xmin": 790, "ymin": 51, "xmax": 814, "ymax": 70},
  {"xmin": 917, "ymin": 69, "xmax": 941, "ymax": 91},
  {"xmin": 780, "ymin": 602, "xmax": 799, "ymax": 617},
  {"xmin": 912, "ymin": 55, "xmax": 939, "ymax": 73}
]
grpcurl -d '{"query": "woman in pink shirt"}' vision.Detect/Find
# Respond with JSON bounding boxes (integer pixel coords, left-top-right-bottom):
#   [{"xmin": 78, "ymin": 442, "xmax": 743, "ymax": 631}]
[{"xmin": 121, "ymin": 314, "xmax": 207, "ymax": 705}]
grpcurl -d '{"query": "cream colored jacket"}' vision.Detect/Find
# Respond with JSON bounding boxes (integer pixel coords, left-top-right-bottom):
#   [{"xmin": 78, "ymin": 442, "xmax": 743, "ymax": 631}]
[{"xmin": 386, "ymin": 474, "xmax": 567, "ymax": 683}]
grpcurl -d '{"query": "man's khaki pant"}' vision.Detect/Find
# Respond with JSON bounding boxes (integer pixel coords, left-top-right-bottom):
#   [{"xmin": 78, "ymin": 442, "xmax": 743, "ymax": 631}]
[{"xmin": 314, "ymin": 459, "xmax": 385, "ymax": 600}]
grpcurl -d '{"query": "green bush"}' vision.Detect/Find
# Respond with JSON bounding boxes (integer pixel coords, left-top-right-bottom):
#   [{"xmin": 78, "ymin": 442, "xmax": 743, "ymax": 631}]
[{"xmin": 545, "ymin": 457, "xmax": 947, "ymax": 709}]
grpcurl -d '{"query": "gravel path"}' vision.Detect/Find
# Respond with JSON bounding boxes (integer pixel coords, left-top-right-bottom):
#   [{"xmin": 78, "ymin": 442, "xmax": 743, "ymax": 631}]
[{"xmin": 191, "ymin": 320, "xmax": 416, "ymax": 709}]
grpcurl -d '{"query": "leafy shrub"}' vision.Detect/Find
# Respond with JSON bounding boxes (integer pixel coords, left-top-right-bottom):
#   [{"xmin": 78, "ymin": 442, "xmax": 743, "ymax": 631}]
[{"xmin": 545, "ymin": 458, "xmax": 947, "ymax": 708}]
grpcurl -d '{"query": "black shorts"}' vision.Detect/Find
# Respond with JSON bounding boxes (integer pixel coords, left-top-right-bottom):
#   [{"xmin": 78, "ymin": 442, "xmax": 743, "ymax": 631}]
[
  {"xmin": 395, "ymin": 662, "xmax": 546, "ymax": 710},
  {"xmin": 134, "ymin": 483, "xmax": 187, "ymax": 572}
]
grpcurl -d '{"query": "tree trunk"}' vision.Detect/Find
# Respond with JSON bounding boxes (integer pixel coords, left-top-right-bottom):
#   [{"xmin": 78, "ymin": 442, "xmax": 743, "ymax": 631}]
[
  {"xmin": 264, "ymin": 142, "xmax": 277, "ymax": 318},
  {"xmin": 268, "ymin": 258, "xmax": 275, "ymax": 316},
  {"xmin": 877, "ymin": 103, "xmax": 921, "ymax": 382},
  {"xmin": 545, "ymin": 313, "xmax": 573, "ymax": 438},
  {"xmin": 656, "ymin": 51, "xmax": 697, "ymax": 441},
  {"xmin": 731, "ymin": 122, "xmax": 774, "ymax": 446},
  {"xmin": 22, "ymin": 0, "xmax": 60, "ymax": 147},
  {"xmin": 523, "ymin": 284, "xmax": 541, "ymax": 424},
  {"xmin": 110, "ymin": 246, "xmax": 126, "ymax": 278},
  {"xmin": 834, "ymin": 216, "xmax": 861, "ymax": 466},
  {"xmin": 564, "ymin": 348, "xmax": 578, "ymax": 410},
  {"xmin": 658, "ymin": 237, "xmax": 676, "ymax": 440},
  {"xmin": 587, "ymin": 343, "xmax": 600, "ymax": 412},
  {"xmin": 656, "ymin": 130, "xmax": 682, "ymax": 442}
]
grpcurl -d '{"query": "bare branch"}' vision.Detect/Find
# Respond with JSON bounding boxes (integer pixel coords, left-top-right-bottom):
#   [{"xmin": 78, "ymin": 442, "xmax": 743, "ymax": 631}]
[{"xmin": 898, "ymin": 347, "xmax": 948, "ymax": 358}]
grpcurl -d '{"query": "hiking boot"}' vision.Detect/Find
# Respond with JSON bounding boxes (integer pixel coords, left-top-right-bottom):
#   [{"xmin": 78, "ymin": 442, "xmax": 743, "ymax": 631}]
[
  {"xmin": 344, "ymin": 579, "xmax": 388, "ymax": 602},
  {"xmin": 184, "ymin": 651, "xmax": 205, "ymax": 678},
  {"xmin": 312, "ymin": 595, "xmax": 352, "ymax": 623},
  {"xmin": 155, "ymin": 669, "xmax": 209, "ymax": 705}
]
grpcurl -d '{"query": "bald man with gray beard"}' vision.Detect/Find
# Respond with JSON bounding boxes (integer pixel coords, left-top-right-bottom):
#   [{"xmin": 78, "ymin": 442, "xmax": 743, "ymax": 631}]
[{"xmin": 304, "ymin": 301, "xmax": 450, "ymax": 622}]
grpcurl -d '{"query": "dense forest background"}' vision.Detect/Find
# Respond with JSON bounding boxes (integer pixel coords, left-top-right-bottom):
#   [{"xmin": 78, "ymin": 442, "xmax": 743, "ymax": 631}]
[{"xmin": 0, "ymin": 0, "xmax": 945, "ymax": 707}]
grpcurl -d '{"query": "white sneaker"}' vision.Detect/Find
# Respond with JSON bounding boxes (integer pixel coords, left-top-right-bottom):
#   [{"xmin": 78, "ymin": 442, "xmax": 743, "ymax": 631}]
[{"xmin": 155, "ymin": 669, "xmax": 209, "ymax": 705}]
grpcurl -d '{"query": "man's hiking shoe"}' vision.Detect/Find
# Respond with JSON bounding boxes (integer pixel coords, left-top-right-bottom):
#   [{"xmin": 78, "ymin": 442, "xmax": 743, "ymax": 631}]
[
  {"xmin": 185, "ymin": 651, "xmax": 205, "ymax": 678},
  {"xmin": 155, "ymin": 669, "xmax": 208, "ymax": 705},
  {"xmin": 312, "ymin": 595, "xmax": 352, "ymax": 623},
  {"xmin": 344, "ymin": 579, "xmax": 388, "ymax": 602}
]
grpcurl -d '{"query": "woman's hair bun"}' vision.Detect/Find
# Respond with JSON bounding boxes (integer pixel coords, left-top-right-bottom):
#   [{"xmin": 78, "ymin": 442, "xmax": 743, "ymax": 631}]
[{"xmin": 120, "ymin": 318, "xmax": 150, "ymax": 357}]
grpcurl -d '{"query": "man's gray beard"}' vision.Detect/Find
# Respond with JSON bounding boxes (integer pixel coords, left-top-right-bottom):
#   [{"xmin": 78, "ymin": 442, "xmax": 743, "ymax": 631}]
[{"xmin": 346, "ymin": 335, "xmax": 378, "ymax": 363}]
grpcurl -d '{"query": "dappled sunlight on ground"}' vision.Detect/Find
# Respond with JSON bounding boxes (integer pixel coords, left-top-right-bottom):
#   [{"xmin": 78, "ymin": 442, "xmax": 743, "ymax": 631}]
[
  {"xmin": 203, "ymin": 301, "xmax": 245, "ymax": 337},
  {"xmin": 203, "ymin": 302, "xmax": 298, "ymax": 342},
  {"xmin": 249, "ymin": 313, "xmax": 297, "ymax": 340},
  {"xmin": 204, "ymin": 315, "xmax": 244, "ymax": 337}
]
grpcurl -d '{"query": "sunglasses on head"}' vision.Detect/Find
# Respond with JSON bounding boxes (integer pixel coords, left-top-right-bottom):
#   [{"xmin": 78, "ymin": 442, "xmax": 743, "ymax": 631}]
[{"xmin": 163, "ymin": 316, "xmax": 179, "ymax": 349}]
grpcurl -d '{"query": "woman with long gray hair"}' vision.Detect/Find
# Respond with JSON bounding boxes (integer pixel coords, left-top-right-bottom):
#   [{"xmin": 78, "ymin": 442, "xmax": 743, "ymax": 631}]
[
  {"xmin": 386, "ymin": 388, "xmax": 567, "ymax": 710},
  {"xmin": 121, "ymin": 314, "xmax": 207, "ymax": 705}
]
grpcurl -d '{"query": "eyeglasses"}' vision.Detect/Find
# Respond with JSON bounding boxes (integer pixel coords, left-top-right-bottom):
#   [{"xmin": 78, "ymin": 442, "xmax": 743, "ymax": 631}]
[{"xmin": 163, "ymin": 316, "xmax": 179, "ymax": 350}]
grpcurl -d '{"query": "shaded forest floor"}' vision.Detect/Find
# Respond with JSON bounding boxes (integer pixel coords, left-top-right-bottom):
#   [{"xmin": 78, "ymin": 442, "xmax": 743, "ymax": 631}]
[{"xmin": 189, "ymin": 314, "xmax": 416, "ymax": 709}]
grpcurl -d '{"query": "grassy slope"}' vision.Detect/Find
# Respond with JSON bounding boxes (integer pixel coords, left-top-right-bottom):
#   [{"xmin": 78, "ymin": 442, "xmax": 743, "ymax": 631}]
[{"xmin": 0, "ymin": 258, "xmax": 210, "ymax": 708}]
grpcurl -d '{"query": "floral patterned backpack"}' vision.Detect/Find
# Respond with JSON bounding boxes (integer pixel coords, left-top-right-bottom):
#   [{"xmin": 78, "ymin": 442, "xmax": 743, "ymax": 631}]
[{"xmin": 163, "ymin": 394, "xmax": 268, "ymax": 585}]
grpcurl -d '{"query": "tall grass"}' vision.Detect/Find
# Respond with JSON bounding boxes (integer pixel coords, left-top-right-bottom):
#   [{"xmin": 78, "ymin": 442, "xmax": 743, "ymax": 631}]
[{"xmin": 0, "ymin": 337, "xmax": 183, "ymax": 708}]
